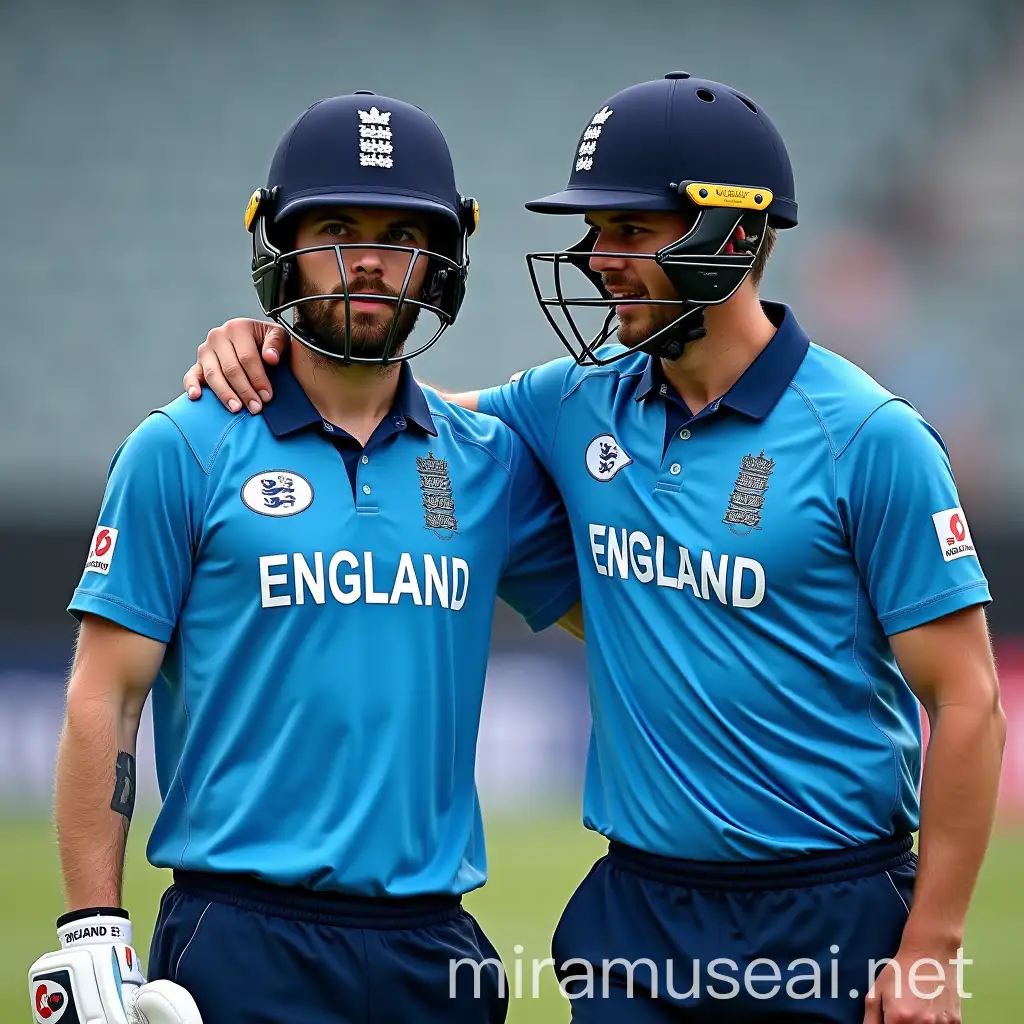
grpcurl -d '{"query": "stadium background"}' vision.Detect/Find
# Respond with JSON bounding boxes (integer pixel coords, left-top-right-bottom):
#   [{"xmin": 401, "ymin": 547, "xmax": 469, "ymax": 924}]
[{"xmin": 2, "ymin": 0, "xmax": 1022, "ymax": 1018}]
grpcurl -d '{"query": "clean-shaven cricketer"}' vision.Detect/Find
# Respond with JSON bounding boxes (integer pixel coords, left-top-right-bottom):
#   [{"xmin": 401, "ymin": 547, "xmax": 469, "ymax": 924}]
[
  {"xmin": 29, "ymin": 92, "xmax": 582, "ymax": 1024},
  {"xmin": 185, "ymin": 75, "xmax": 1004, "ymax": 1023}
]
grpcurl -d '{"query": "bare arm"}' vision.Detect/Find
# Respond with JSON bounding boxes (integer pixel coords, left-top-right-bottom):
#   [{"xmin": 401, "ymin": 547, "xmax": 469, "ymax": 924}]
[
  {"xmin": 890, "ymin": 605, "xmax": 1005, "ymax": 952},
  {"xmin": 434, "ymin": 390, "xmax": 480, "ymax": 412},
  {"xmin": 56, "ymin": 614, "xmax": 165, "ymax": 910},
  {"xmin": 862, "ymin": 604, "xmax": 1004, "ymax": 1022}
]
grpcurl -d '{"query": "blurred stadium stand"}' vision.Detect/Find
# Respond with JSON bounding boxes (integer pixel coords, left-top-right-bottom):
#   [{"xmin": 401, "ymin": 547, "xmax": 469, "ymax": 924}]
[{"xmin": 0, "ymin": 0, "xmax": 1021, "ymax": 811}]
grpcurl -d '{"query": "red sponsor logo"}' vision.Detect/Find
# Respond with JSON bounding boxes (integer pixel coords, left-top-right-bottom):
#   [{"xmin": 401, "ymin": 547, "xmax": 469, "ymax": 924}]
[
  {"xmin": 93, "ymin": 529, "xmax": 113, "ymax": 558},
  {"xmin": 947, "ymin": 513, "xmax": 966, "ymax": 546},
  {"xmin": 85, "ymin": 525, "xmax": 118, "ymax": 575},
  {"xmin": 34, "ymin": 982, "xmax": 66, "ymax": 1020}
]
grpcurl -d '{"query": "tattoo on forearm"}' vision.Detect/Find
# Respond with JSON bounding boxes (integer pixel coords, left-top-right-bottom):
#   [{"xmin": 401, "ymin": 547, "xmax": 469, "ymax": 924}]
[{"xmin": 110, "ymin": 751, "xmax": 136, "ymax": 826}]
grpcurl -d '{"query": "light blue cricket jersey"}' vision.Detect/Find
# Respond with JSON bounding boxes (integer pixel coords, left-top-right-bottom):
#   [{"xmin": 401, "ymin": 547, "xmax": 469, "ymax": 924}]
[
  {"xmin": 69, "ymin": 359, "xmax": 579, "ymax": 895},
  {"xmin": 479, "ymin": 302, "xmax": 990, "ymax": 861}
]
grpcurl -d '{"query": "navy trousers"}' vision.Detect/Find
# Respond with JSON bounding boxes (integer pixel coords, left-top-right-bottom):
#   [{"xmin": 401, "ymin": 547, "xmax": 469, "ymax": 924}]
[
  {"xmin": 148, "ymin": 871, "xmax": 508, "ymax": 1023},
  {"xmin": 553, "ymin": 835, "xmax": 917, "ymax": 1023}
]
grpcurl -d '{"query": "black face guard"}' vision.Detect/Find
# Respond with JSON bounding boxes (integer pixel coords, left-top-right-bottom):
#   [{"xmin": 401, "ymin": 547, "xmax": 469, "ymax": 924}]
[
  {"xmin": 526, "ymin": 206, "xmax": 769, "ymax": 366},
  {"xmin": 250, "ymin": 208, "xmax": 468, "ymax": 365}
]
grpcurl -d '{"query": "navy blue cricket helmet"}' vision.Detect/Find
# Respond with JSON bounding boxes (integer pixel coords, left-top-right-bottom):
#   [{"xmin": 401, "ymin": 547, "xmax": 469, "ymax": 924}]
[
  {"xmin": 245, "ymin": 92, "xmax": 478, "ymax": 364},
  {"xmin": 526, "ymin": 73, "xmax": 797, "ymax": 364}
]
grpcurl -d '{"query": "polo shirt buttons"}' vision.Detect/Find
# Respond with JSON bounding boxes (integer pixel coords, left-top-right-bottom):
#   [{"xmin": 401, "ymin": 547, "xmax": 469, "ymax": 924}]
[
  {"xmin": 362, "ymin": 484, "xmax": 371, "ymax": 495},
  {"xmin": 679, "ymin": 428, "xmax": 691, "ymax": 440},
  {"xmin": 361, "ymin": 455, "xmax": 369, "ymax": 465},
  {"xmin": 670, "ymin": 463, "xmax": 681, "ymax": 476}
]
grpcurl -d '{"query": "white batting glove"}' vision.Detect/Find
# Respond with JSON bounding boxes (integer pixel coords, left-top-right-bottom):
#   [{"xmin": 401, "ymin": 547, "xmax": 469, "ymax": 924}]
[{"xmin": 28, "ymin": 908, "xmax": 203, "ymax": 1024}]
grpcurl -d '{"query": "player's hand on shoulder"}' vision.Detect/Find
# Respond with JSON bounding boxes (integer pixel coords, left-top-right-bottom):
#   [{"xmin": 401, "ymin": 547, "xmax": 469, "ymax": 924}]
[
  {"xmin": 29, "ymin": 908, "xmax": 204, "ymax": 1023},
  {"xmin": 183, "ymin": 318, "xmax": 290, "ymax": 415}
]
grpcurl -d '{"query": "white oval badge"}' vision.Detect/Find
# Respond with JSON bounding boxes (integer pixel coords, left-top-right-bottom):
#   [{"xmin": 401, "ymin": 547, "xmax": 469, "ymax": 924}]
[
  {"xmin": 586, "ymin": 434, "xmax": 633, "ymax": 481},
  {"xmin": 241, "ymin": 471, "xmax": 314, "ymax": 517}
]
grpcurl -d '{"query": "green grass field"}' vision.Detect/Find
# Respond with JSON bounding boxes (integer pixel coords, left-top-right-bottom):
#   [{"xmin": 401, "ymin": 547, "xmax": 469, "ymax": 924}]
[{"xmin": 6, "ymin": 813, "xmax": 1022, "ymax": 1022}]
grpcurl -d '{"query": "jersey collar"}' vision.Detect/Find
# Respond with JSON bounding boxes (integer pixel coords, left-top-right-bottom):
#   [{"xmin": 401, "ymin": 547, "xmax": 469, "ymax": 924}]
[
  {"xmin": 636, "ymin": 301, "xmax": 810, "ymax": 420},
  {"xmin": 262, "ymin": 357, "xmax": 437, "ymax": 438}
]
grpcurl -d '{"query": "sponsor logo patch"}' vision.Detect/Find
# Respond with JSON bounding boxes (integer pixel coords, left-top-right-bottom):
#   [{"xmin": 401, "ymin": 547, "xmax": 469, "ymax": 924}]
[
  {"xmin": 85, "ymin": 526, "xmax": 118, "ymax": 575},
  {"xmin": 932, "ymin": 506, "xmax": 976, "ymax": 561}
]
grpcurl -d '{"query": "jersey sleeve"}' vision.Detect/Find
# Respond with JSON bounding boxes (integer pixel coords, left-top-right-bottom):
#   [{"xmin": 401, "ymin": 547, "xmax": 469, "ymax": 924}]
[
  {"xmin": 835, "ymin": 399, "xmax": 990, "ymax": 636},
  {"xmin": 497, "ymin": 431, "xmax": 581, "ymax": 632},
  {"xmin": 68, "ymin": 411, "xmax": 208, "ymax": 642},
  {"xmin": 475, "ymin": 356, "xmax": 575, "ymax": 469}
]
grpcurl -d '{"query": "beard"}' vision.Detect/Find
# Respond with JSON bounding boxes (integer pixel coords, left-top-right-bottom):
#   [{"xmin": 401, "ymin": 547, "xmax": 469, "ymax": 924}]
[
  {"xmin": 600, "ymin": 272, "xmax": 688, "ymax": 349},
  {"xmin": 615, "ymin": 301, "xmax": 688, "ymax": 348},
  {"xmin": 294, "ymin": 269, "xmax": 422, "ymax": 361}
]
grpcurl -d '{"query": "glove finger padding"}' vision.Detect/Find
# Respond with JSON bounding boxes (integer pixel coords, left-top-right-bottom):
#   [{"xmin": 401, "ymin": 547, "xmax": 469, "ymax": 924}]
[{"xmin": 130, "ymin": 979, "xmax": 204, "ymax": 1024}]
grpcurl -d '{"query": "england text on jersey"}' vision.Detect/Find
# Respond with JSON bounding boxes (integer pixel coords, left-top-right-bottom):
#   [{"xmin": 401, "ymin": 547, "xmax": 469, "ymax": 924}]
[
  {"xmin": 258, "ymin": 551, "xmax": 471, "ymax": 609},
  {"xmin": 587, "ymin": 524, "xmax": 765, "ymax": 608}
]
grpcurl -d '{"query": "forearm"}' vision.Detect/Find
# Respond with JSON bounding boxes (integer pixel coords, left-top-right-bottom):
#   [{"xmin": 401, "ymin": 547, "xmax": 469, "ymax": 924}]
[
  {"xmin": 432, "ymin": 388, "xmax": 480, "ymax": 412},
  {"xmin": 55, "ymin": 685, "xmax": 142, "ymax": 910},
  {"xmin": 902, "ymin": 698, "xmax": 1006, "ymax": 948}
]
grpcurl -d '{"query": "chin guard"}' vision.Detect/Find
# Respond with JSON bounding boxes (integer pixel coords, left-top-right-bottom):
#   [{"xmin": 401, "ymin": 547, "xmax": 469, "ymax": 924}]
[{"xmin": 643, "ymin": 309, "xmax": 708, "ymax": 360}]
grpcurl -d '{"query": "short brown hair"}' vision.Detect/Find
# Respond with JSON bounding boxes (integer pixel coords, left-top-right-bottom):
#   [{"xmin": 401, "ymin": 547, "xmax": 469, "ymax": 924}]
[{"xmin": 749, "ymin": 226, "xmax": 777, "ymax": 288}]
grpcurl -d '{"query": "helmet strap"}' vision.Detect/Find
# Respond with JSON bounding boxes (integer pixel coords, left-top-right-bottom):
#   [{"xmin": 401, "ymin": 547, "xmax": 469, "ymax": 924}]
[{"xmin": 640, "ymin": 304, "xmax": 707, "ymax": 360}]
